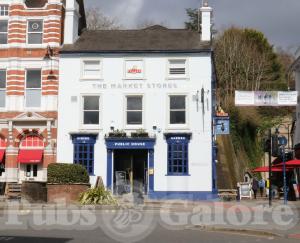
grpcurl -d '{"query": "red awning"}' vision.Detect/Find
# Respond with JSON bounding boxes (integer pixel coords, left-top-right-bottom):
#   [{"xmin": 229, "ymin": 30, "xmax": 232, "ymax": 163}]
[
  {"xmin": 0, "ymin": 150, "xmax": 5, "ymax": 163},
  {"xmin": 252, "ymin": 166, "xmax": 288, "ymax": 173},
  {"xmin": 18, "ymin": 150, "xmax": 43, "ymax": 164},
  {"xmin": 274, "ymin": 160, "xmax": 300, "ymax": 168}
]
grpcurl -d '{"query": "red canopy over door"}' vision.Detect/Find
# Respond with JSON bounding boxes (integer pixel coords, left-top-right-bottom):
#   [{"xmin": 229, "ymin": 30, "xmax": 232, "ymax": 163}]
[
  {"xmin": 274, "ymin": 160, "xmax": 300, "ymax": 168},
  {"xmin": 252, "ymin": 166, "xmax": 287, "ymax": 172},
  {"xmin": 18, "ymin": 150, "xmax": 43, "ymax": 164},
  {"xmin": 0, "ymin": 150, "xmax": 5, "ymax": 163}
]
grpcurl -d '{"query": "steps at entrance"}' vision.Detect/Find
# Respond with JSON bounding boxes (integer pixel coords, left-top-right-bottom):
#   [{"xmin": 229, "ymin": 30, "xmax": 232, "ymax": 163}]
[{"xmin": 6, "ymin": 183, "xmax": 21, "ymax": 200}]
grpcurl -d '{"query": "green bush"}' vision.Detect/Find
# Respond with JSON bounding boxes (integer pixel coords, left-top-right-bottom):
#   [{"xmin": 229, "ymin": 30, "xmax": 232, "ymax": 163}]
[
  {"xmin": 47, "ymin": 163, "xmax": 89, "ymax": 184},
  {"xmin": 79, "ymin": 186, "xmax": 117, "ymax": 205}
]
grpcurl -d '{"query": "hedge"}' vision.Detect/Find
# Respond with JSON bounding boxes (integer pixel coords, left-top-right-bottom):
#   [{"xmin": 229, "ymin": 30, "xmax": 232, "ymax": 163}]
[{"xmin": 47, "ymin": 163, "xmax": 90, "ymax": 184}]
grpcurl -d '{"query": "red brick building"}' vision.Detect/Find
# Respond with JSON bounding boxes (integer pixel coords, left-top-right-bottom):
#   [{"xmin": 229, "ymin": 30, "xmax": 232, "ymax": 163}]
[{"xmin": 0, "ymin": 0, "xmax": 85, "ymax": 183}]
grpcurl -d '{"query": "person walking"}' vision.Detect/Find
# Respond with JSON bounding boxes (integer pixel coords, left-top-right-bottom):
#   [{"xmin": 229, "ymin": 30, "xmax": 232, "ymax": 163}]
[
  {"xmin": 252, "ymin": 178, "xmax": 259, "ymax": 199},
  {"xmin": 259, "ymin": 178, "xmax": 265, "ymax": 197}
]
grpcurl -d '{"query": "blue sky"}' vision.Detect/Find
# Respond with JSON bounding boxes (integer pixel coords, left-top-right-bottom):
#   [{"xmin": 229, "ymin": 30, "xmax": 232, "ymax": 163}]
[{"xmin": 85, "ymin": 0, "xmax": 300, "ymax": 52}]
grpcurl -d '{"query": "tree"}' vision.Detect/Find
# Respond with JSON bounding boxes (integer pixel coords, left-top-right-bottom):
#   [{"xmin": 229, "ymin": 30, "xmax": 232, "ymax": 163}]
[
  {"xmin": 276, "ymin": 47, "xmax": 295, "ymax": 90},
  {"xmin": 213, "ymin": 27, "xmax": 285, "ymax": 107},
  {"xmin": 185, "ymin": 8, "xmax": 200, "ymax": 31},
  {"xmin": 86, "ymin": 8, "xmax": 121, "ymax": 30}
]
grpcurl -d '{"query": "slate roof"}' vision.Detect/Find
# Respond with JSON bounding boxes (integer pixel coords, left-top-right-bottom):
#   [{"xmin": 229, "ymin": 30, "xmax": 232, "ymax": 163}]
[{"xmin": 61, "ymin": 25, "xmax": 211, "ymax": 53}]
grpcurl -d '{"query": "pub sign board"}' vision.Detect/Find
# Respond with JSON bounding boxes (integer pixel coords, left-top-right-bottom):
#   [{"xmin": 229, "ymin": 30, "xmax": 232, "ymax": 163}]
[{"xmin": 124, "ymin": 60, "xmax": 144, "ymax": 79}]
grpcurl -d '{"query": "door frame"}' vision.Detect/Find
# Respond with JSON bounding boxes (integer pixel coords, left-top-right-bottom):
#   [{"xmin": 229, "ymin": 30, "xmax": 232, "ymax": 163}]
[{"xmin": 105, "ymin": 138, "xmax": 156, "ymax": 194}]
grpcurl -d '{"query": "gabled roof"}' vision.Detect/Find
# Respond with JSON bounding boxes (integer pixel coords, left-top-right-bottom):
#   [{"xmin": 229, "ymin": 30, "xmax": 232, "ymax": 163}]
[{"xmin": 61, "ymin": 25, "xmax": 211, "ymax": 54}]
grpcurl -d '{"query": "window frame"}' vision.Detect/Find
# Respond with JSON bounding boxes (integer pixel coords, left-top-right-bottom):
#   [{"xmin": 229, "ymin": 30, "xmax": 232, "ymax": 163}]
[
  {"xmin": 123, "ymin": 59, "xmax": 145, "ymax": 80},
  {"xmin": 72, "ymin": 136, "xmax": 96, "ymax": 176},
  {"xmin": 0, "ymin": 20, "xmax": 8, "ymax": 45},
  {"xmin": 166, "ymin": 135, "xmax": 190, "ymax": 176},
  {"xmin": 0, "ymin": 5, "xmax": 9, "ymax": 16},
  {"xmin": 0, "ymin": 69, "xmax": 6, "ymax": 109},
  {"xmin": 125, "ymin": 95, "xmax": 144, "ymax": 128},
  {"xmin": 81, "ymin": 95, "xmax": 101, "ymax": 129},
  {"xmin": 25, "ymin": 69, "xmax": 42, "ymax": 108},
  {"xmin": 24, "ymin": 68, "xmax": 43, "ymax": 109},
  {"xmin": 27, "ymin": 19, "xmax": 44, "ymax": 45},
  {"xmin": 168, "ymin": 94, "xmax": 189, "ymax": 129},
  {"xmin": 167, "ymin": 58, "xmax": 189, "ymax": 79},
  {"xmin": 81, "ymin": 59, "xmax": 103, "ymax": 80}
]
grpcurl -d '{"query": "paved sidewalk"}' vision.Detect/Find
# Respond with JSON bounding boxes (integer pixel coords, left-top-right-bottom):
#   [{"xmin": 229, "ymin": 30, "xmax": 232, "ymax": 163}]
[{"xmin": 0, "ymin": 198, "xmax": 299, "ymax": 239}]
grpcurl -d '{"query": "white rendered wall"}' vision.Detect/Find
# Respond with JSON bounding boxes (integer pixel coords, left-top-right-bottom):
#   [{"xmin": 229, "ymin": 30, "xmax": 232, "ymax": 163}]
[{"xmin": 57, "ymin": 53, "xmax": 213, "ymax": 192}]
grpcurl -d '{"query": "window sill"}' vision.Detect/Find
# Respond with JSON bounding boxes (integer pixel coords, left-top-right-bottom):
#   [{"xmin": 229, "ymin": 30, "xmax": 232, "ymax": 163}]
[
  {"xmin": 165, "ymin": 174, "xmax": 191, "ymax": 177},
  {"xmin": 166, "ymin": 77, "xmax": 189, "ymax": 81},
  {"xmin": 122, "ymin": 78, "xmax": 146, "ymax": 81},
  {"xmin": 165, "ymin": 126, "xmax": 190, "ymax": 131},
  {"xmin": 80, "ymin": 77, "xmax": 103, "ymax": 81},
  {"xmin": 79, "ymin": 126, "xmax": 102, "ymax": 132}
]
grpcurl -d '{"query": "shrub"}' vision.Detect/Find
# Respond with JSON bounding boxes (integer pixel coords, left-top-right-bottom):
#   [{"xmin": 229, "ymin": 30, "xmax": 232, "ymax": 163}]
[
  {"xmin": 79, "ymin": 185, "xmax": 117, "ymax": 205},
  {"xmin": 47, "ymin": 163, "xmax": 89, "ymax": 184}
]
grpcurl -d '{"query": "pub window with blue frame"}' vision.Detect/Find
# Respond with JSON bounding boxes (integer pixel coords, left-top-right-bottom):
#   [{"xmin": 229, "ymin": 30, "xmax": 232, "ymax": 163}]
[
  {"xmin": 166, "ymin": 135, "xmax": 190, "ymax": 175},
  {"xmin": 72, "ymin": 135, "xmax": 96, "ymax": 175}
]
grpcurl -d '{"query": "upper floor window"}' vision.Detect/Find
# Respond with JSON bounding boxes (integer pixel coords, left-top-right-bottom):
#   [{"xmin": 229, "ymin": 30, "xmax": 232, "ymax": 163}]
[
  {"xmin": 0, "ymin": 20, "xmax": 8, "ymax": 44},
  {"xmin": 168, "ymin": 59, "xmax": 187, "ymax": 78},
  {"xmin": 126, "ymin": 96, "xmax": 143, "ymax": 125},
  {"xmin": 27, "ymin": 20, "xmax": 43, "ymax": 44},
  {"xmin": 26, "ymin": 70, "xmax": 41, "ymax": 108},
  {"xmin": 20, "ymin": 135, "xmax": 44, "ymax": 148},
  {"xmin": 0, "ymin": 5, "xmax": 8, "ymax": 16},
  {"xmin": 169, "ymin": 95, "xmax": 186, "ymax": 125},
  {"xmin": 82, "ymin": 60, "xmax": 101, "ymax": 79},
  {"xmin": 83, "ymin": 96, "xmax": 100, "ymax": 125},
  {"xmin": 0, "ymin": 70, "xmax": 6, "ymax": 108}
]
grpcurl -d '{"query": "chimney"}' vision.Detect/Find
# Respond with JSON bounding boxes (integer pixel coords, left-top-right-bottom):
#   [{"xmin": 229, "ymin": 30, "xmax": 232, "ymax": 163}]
[
  {"xmin": 64, "ymin": 0, "xmax": 80, "ymax": 44},
  {"xmin": 200, "ymin": 1, "xmax": 212, "ymax": 41}
]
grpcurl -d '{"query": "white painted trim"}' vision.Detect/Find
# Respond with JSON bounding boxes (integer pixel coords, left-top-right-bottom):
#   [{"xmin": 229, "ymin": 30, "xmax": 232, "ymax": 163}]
[
  {"xmin": 123, "ymin": 93, "xmax": 145, "ymax": 130},
  {"xmin": 80, "ymin": 58, "xmax": 103, "ymax": 81},
  {"xmin": 123, "ymin": 58, "xmax": 146, "ymax": 80},
  {"xmin": 79, "ymin": 94, "xmax": 102, "ymax": 130},
  {"xmin": 166, "ymin": 58, "xmax": 190, "ymax": 80},
  {"xmin": 166, "ymin": 93, "xmax": 190, "ymax": 130}
]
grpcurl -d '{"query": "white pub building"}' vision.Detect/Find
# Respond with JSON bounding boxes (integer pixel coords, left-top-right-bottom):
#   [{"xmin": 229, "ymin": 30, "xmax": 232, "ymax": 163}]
[{"xmin": 57, "ymin": 5, "xmax": 218, "ymax": 200}]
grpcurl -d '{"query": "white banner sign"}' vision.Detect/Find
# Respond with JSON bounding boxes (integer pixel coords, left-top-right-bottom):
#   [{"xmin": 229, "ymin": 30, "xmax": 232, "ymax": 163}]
[{"xmin": 235, "ymin": 91, "xmax": 298, "ymax": 106}]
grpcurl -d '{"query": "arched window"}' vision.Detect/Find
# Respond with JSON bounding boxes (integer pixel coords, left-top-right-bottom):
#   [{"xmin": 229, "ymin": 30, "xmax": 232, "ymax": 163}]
[{"xmin": 20, "ymin": 135, "xmax": 44, "ymax": 149}]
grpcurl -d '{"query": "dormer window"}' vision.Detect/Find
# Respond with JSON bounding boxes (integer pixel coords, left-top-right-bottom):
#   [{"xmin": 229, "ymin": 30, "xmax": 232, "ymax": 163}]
[
  {"xmin": 0, "ymin": 5, "xmax": 8, "ymax": 16},
  {"xmin": 27, "ymin": 20, "xmax": 43, "ymax": 44}
]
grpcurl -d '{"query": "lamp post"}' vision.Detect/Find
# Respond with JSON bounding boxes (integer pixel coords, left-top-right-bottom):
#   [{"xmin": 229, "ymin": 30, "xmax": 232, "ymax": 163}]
[{"xmin": 275, "ymin": 126, "xmax": 289, "ymax": 205}]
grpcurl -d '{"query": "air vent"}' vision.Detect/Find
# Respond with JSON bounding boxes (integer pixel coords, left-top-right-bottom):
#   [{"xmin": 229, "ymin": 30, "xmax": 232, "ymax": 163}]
[{"xmin": 71, "ymin": 96, "xmax": 78, "ymax": 103}]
